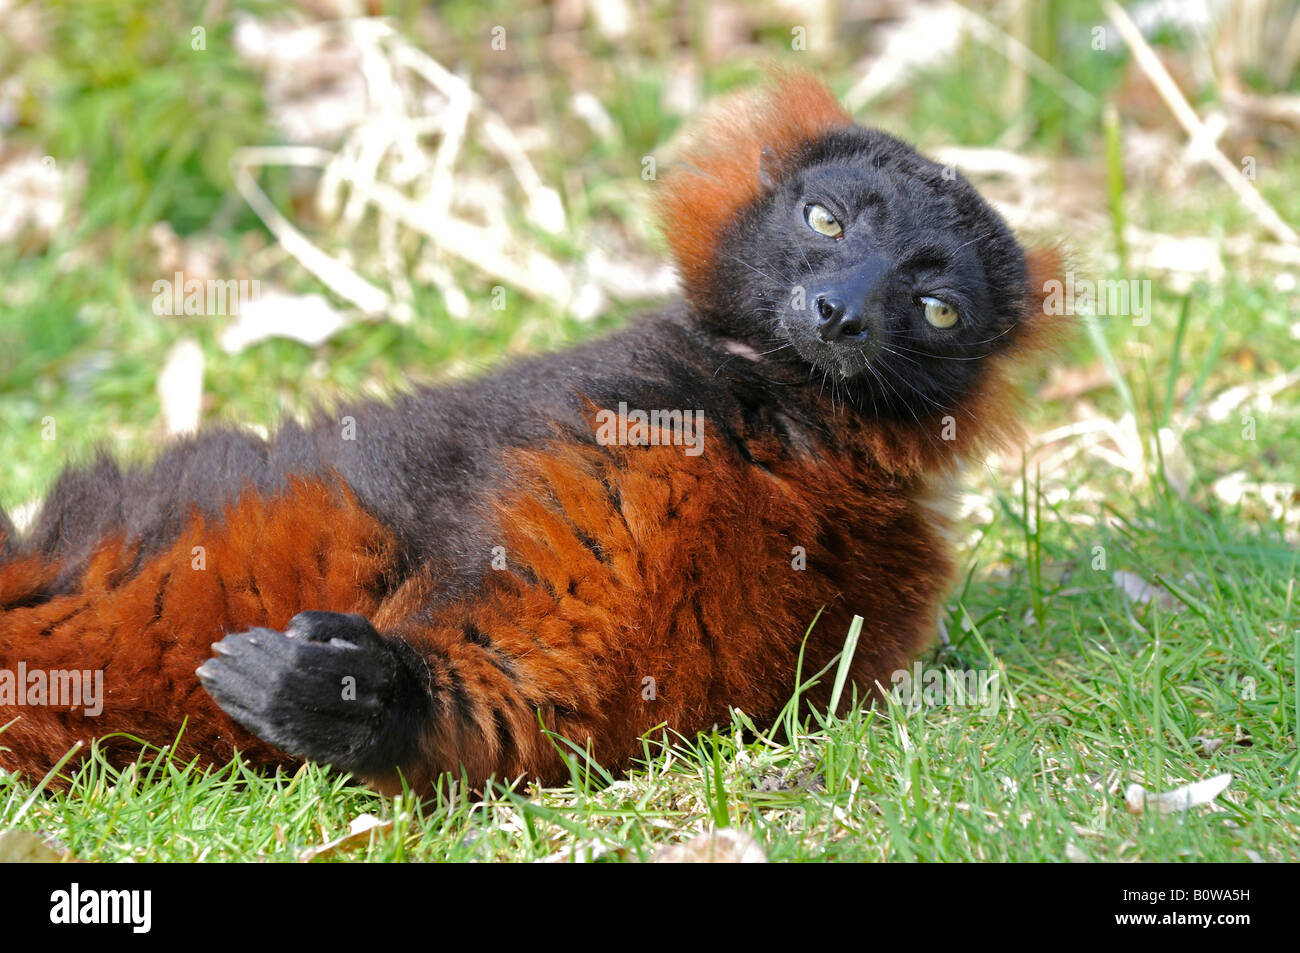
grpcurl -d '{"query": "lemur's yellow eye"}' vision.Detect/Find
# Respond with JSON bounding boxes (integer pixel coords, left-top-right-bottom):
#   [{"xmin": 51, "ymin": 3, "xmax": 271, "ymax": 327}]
[
  {"xmin": 921, "ymin": 297, "xmax": 959, "ymax": 329},
  {"xmin": 804, "ymin": 203, "xmax": 842, "ymax": 238}
]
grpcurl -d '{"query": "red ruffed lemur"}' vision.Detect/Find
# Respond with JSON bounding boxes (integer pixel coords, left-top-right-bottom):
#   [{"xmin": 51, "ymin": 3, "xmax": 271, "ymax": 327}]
[{"xmin": 0, "ymin": 73, "xmax": 1062, "ymax": 794}]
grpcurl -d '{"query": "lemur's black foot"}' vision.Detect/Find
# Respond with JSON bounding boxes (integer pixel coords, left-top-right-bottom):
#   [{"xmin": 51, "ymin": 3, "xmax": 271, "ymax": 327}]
[{"xmin": 198, "ymin": 611, "xmax": 429, "ymax": 779}]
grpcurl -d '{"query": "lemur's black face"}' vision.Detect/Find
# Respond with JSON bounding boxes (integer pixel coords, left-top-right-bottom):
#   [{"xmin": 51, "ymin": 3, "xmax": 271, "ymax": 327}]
[{"xmin": 709, "ymin": 128, "xmax": 1029, "ymax": 418}]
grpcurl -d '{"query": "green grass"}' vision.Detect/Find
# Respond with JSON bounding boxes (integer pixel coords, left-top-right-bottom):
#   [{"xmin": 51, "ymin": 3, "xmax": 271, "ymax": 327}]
[{"xmin": 2, "ymin": 1, "xmax": 1299, "ymax": 861}]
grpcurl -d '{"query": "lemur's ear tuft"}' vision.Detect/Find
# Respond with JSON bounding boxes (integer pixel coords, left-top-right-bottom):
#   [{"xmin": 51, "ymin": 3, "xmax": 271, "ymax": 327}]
[
  {"xmin": 1017, "ymin": 244, "xmax": 1073, "ymax": 352},
  {"xmin": 658, "ymin": 70, "xmax": 852, "ymax": 308},
  {"xmin": 1024, "ymin": 246, "xmax": 1063, "ymax": 306}
]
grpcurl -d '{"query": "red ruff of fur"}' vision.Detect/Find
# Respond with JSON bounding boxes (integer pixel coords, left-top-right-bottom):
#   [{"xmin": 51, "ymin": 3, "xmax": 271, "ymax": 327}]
[
  {"xmin": 660, "ymin": 71, "xmax": 853, "ymax": 305},
  {"xmin": 0, "ymin": 73, "xmax": 1066, "ymax": 792}
]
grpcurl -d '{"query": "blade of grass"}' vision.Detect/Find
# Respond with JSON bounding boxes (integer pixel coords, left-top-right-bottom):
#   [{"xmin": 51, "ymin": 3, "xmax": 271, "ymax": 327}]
[{"xmin": 828, "ymin": 615, "xmax": 865, "ymax": 716}]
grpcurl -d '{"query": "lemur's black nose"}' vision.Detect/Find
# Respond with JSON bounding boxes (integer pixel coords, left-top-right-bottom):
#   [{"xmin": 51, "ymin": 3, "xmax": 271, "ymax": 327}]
[
  {"xmin": 815, "ymin": 295, "xmax": 867, "ymax": 341},
  {"xmin": 810, "ymin": 255, "xmax": 888, "ymax": 344}
]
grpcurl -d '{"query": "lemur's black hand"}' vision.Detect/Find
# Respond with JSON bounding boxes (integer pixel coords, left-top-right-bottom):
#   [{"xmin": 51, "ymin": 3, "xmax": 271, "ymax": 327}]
[{"xmin": 198, "ymin": 611, "xmax": 429, "ymax": 779}]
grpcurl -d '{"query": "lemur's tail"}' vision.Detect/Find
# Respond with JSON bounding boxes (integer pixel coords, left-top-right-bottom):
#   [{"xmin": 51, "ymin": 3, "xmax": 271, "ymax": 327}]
[{"xmin": 0, "ymin": 478, "xmax": 396, "ymax": 783}]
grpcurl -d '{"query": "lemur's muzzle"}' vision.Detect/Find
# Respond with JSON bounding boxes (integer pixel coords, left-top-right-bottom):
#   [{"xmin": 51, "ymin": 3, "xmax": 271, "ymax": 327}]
[{"xmin": 810, "ymin": 255, "xmax": 890, "ymax": 343}]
